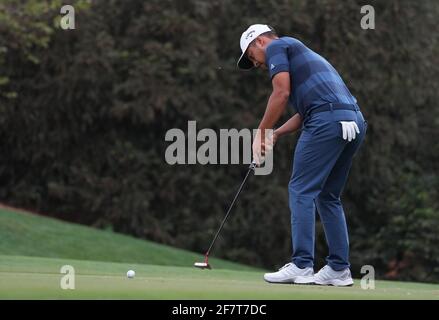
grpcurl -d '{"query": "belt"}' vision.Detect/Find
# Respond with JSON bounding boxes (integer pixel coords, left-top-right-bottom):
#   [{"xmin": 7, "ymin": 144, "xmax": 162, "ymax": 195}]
[{"xmin": 305, "ymin": 103, "xmax": 360, "ymax": 118}]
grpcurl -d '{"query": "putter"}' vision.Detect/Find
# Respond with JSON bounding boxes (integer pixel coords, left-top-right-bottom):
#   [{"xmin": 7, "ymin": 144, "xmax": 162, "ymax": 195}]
[{"xmin": 194, "ymin": 161, "xmax": 257, "ymax": 270}]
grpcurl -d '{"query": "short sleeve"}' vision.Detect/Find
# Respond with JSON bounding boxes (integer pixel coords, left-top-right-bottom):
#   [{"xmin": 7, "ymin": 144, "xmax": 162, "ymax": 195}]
[{"xmin": 266, "ymin": 40, "xmax": 290, "ymax": 79}]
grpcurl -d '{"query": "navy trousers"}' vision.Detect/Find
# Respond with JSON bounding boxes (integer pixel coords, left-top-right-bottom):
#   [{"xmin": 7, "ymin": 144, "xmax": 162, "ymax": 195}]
[{"xmin": 289, "ymin": 106, "xmax": 367, "ymax": 271}]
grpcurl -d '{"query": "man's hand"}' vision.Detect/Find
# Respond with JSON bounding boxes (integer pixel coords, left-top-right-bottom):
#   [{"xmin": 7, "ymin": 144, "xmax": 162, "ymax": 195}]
[
  {"xmin": 252, "ymin": 130, "xmax": 275, "ymax": 166},
  {"xmin": 271, "ymin": 130, "xmax": 279, "ymax": 146},
  {"xmin": 252, "ymin": 131, "xmax": 262, "ymax": 166},
  {"xmin": 340, "ymin": 121, "xmax": 360, "ymax": 141}
]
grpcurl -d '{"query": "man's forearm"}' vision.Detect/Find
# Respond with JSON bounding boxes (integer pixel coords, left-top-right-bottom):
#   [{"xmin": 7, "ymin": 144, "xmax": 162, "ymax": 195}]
[
  {"xmin": 275, "ymin": 113, "xmax": 302, "ymax": 137},
  {"xmin": 257, "ymin": 90, "xmax": 289, "ymax": 132}
]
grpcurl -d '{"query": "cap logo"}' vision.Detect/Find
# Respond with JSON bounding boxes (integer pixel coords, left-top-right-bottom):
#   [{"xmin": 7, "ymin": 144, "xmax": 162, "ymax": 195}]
[{"xmin": 245, "ymin": 30, "xmax": 255, "ymax": 40}]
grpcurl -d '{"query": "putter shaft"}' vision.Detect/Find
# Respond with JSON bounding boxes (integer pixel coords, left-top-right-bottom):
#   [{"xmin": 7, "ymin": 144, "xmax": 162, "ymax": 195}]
[{"xmin": 205, "ymin": 162, "xmax": 256, "ymax": 257}]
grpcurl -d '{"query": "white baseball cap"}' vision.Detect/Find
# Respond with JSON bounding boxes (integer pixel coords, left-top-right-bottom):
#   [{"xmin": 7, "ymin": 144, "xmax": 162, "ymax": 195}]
[{"xmin": 237, "ymin": 24, "xmax": 273, "ymax": 70}]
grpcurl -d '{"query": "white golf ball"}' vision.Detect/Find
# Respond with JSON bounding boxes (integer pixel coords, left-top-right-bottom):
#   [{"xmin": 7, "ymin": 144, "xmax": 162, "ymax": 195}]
[{"xmin": 127, "ymin": 270, "xmax": 135, "ymax": 278}]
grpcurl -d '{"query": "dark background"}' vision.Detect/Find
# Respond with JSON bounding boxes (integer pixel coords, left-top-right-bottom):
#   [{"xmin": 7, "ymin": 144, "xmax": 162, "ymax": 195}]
[{"xmin": 1, "ymin": 0, "xmax": 438, "ymax": 282}]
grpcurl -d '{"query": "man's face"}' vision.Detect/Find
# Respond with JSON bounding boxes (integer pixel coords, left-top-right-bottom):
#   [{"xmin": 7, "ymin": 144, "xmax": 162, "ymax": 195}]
[{"xmin": 246, "ymin": 39, "xmax": 267, "ymax": 69}]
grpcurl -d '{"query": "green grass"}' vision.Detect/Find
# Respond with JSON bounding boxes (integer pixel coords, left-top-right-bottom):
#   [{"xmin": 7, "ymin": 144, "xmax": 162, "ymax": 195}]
[
  {"xmin": 0, "ymin": 206, "xmax": 257, "ymax": 271},
  {"xmin": 1, "ymin": 205, "xmax": 439, "ymax": 299},
  {"xmin": 1, "ymin": 255, "xmax": 439, "ymax": 299}
]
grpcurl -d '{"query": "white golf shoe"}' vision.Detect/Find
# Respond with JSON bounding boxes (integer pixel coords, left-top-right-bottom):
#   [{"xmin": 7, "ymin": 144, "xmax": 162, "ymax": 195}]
[
  {"xmin": 263, "ymin": 263, "xmax": 314, "ymax": 284},
  {"xmin": 314, "ymin": 265, "xmax": 354, "ymax": 286}
]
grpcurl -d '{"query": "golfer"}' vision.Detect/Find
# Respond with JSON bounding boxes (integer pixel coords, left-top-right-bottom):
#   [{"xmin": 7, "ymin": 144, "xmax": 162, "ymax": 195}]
[{"xmin": 237, "ymin": 24, "xmax": 367, "ymax": 286}]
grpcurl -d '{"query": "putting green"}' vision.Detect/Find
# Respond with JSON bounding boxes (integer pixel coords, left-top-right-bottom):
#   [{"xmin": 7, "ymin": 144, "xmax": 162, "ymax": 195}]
[
  {"xmin": 0, "ymin": 206, "xmax": 258, "ymax": 272},
  {"xmin": 1, "ymin": 255, "xmax": 439, "ymax": 299}
]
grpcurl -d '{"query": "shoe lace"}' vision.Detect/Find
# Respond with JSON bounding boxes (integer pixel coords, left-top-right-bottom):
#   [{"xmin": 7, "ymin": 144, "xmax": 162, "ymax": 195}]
[
  {"xmin": 279, "ymin": 263, "xmax": 293, "ymax": 271},
  {"xmin": 317, "ymin": 265, "xmax": 330, "ymax": 275}
]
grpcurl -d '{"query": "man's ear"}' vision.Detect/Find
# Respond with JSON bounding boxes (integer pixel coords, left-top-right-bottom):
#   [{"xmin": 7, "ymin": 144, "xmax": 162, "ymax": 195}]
[{"xmin": 255, "ymin": 36, "xmax": 265, "ymax": 49}]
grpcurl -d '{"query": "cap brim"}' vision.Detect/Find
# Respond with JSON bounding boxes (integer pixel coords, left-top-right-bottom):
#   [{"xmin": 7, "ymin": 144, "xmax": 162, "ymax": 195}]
[{"xmin": 237, "ymin": 51, "xmax": 254, "ymax": 70}]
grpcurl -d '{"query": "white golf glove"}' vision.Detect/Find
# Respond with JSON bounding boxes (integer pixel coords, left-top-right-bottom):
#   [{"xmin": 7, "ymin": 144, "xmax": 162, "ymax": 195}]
[{"xmin": 340, "ymin": 121, "xmax": 360, "ymax": 142}]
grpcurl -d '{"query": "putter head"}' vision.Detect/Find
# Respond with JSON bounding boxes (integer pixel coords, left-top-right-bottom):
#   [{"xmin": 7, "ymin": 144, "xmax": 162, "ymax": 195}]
[{"xmin": 194, "ymin": 262, "xmax": 211, "ymax": 270}]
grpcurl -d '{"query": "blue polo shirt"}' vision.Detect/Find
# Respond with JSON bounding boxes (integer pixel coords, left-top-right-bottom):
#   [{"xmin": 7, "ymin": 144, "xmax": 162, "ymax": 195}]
[{"xmin": 265, "ymin": 37, "xmax": 357, "ymax": 117}]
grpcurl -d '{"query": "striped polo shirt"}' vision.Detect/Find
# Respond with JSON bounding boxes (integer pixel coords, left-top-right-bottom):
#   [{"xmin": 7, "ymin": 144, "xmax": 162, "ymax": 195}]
[{"xmin": 266, "ymin": 37, "xmax": 357, "ymax": 117}]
